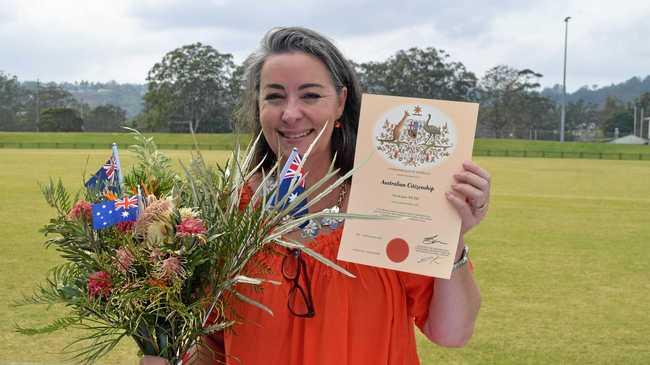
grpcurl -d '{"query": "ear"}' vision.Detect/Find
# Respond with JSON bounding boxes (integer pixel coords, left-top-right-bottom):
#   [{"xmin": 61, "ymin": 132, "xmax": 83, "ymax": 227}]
[{"xmin": 335, "ymin": 87, "xmax": 348, "ymax": 118}]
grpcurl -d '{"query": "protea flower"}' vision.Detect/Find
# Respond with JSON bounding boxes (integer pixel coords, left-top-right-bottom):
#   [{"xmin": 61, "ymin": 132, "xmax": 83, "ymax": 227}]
[
  {"xmin": 134, "ymin": 196, "xmax": 175, "ymax": 245},
  {"xmin": 176, "ymin": 217, "xmax": 207, "ymax": 237}
]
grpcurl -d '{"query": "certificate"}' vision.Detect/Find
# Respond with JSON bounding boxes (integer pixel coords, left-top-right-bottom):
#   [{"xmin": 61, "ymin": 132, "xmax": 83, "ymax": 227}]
[{"xmin": 338, "ymin": 94, "xmax": 479, "ymax": 278}]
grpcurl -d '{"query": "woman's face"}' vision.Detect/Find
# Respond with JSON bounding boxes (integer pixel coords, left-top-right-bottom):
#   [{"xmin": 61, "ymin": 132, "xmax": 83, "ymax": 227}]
[{"xmin": 258, "ymin": 52, "xmax": 347, "ymax": 165}]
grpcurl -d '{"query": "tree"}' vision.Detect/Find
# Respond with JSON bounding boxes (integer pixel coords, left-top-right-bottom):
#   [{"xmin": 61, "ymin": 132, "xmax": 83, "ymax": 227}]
[
  {"xmin": 564, "ymin": 100, "xmax": 601, "ymax": 140},
  {"xmin": 39, "ymin": 108, "xmax": 83, "ymax": 132},
  {"xmin": 144, "ymin": 43, "xmax": 237, "ymax": 132},
  {"xmin": 602, "ymin": 110, "xmax": 633, "ymax": 136},
  {"xmin": 0, "ymin": 71, "xmax": 21, "ymax": 111},
  {"xmin": 599, "ymin": 96, "xmax": 626, "ymax": 136},
  {"xmin": 356, "ymin": 47, "xmax": 477, "ymax": 101},
  {"xmin": 85, "ymin": 104, "xmax": 127, "ymax": 132},
  {"xmin": 16, "ymin": 83, "xmax": 79, "ymax": 131},
  {"xmin": 0, "ymin": 71, "xmax": 21, "ymax": 130},
  {"xmin": 477, "ymin": 65, "xmax": 546, "ymax": 138}
]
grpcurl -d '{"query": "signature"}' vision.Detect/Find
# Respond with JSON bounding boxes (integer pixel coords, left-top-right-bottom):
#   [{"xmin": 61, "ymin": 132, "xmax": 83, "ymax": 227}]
[
  {"xmin": 417, "ymin": 255, "xmax": 441, "ymax": 265},
  {"xmin": 422, "ymin": 234, "xmax": 448, "ymax": 245}
]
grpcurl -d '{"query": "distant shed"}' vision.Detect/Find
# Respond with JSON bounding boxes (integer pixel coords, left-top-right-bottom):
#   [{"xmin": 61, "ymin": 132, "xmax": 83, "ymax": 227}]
[{"xmin": 608, "ymin": 135, "xmax": 649, "ymax": 145}]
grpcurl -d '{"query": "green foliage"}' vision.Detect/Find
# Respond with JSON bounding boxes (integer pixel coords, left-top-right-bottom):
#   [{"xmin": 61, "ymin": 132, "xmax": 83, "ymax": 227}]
[
  {"xmin": 39, "ymin": 108, "xmax": 83, "ymax": 132},
  {"xmin": 478, "ymin": 66, "xmax": 548, "ymax": 138},
  {"xmin": 356, "ymin": 47, "xmax": 477, "ymax": 101},
  {"xmin": 144, "ymin": 43, "xmax": 237, "ymax": 133},
  {"xmin": 85, "ymin": 105, "xmax": 127, "ymax": 132},
  {"xmin": 124, "ymin": 128, "xmax": 179, "ymax": 197},
  {"xmin": 0, "ymin": 71, "xmax": 22, "ymax": 112}
]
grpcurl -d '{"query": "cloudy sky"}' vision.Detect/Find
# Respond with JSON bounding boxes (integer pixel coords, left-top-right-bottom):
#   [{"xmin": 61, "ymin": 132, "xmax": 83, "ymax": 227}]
[{"xmin": 1, "ymin": 0, "xmax": 648, "ymax": 91}]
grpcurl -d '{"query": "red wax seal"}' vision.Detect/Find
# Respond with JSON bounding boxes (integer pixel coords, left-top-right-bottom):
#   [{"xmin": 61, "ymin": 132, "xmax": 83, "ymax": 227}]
[{"xmin": 386, "ymin": 238, "xmax": 409, "ymax": 263}]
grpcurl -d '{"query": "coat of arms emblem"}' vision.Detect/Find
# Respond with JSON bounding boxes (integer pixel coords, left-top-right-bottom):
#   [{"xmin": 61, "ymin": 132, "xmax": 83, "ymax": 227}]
[{"xmin": 374, "ymin": 104, "xmax": 455, "ymax": 168}]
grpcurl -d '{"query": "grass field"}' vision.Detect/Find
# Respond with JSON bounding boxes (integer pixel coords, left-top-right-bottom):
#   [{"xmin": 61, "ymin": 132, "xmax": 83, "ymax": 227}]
[
  {"xmin": 1, "ymin": 147, "xmax": 649, "ymax": 364},
  {"xmin": 0, "ymin": 132, "xmax": 251, "ymax": 150},
  {"xmin": 2, "ymin": 132, "xmax": 650, "ymax": 155}
]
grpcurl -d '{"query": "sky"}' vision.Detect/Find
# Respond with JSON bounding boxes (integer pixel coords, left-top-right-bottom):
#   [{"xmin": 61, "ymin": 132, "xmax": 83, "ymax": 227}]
[{"xmin": 1, "ymin": 0, "xmax": 648, "ymax": 91}]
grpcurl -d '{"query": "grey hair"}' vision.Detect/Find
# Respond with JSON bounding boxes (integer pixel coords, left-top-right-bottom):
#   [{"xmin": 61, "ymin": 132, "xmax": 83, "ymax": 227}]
[{"xmin": 237, "ymin": 26, "xmax": 361, "ymax": 175}]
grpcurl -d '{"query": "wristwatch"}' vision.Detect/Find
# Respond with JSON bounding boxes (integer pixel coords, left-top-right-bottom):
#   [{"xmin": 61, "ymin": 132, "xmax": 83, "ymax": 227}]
[{"xmin": 452, "ymin": 245, "xmax": 470, "ymax": 272}]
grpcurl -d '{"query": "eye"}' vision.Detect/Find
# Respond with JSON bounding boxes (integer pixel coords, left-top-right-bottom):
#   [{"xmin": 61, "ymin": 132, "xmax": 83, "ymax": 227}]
[
  {"xmin": 264, "ymin": 93, "xmax": 284, "ymax": 101},
  {"xmin": 301, "ymin": 93, "xmax": 322, "ymax": 101}
]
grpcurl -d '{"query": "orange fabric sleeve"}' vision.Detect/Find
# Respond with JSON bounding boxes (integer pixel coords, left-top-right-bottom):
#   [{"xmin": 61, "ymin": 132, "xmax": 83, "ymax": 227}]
[{"xmin": 397, "ymin": 271, "xmax": 435, "ymax": 331}]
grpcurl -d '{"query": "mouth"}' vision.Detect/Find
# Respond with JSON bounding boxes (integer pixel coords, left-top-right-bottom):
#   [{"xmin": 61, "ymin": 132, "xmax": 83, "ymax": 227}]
[{"xmin": 278, "ymin": 129, "xmax": 314, "ymax": 140}]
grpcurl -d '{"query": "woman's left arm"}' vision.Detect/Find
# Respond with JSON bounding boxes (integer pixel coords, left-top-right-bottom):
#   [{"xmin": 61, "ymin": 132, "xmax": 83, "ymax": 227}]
[{"xmin": 422, "ymin": 160, "xmax": 490, "ymax": 347}]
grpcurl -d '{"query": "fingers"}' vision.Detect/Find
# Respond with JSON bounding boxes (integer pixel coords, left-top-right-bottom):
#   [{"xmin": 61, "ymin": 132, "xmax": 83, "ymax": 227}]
[
  {"xmin": 462, "ymin": 160, "xmax": 491, "ymax": 182},
  {"xmin": 451, "ymin": 182, "xmax": 483, "ymax": 203},
  {"xmin": 446, "ymin": 190, "xmax": 473, "ymax": 218},
  {"xmin": 453, "ymin": 172, "xmax": 489, "ymax": 192}
]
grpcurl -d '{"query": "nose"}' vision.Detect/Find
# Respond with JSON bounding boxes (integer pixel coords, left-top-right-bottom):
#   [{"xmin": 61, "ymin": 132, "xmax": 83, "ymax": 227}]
[{"xmin": 281, "ymin": 96, "xmax": 303, "ymax": 124}]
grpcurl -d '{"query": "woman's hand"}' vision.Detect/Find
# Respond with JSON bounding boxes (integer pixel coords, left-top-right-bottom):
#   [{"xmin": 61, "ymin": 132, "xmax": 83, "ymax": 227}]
[
  {"xmin": 139, "ymin": 356, "xmax": 170, "ymax": 365},
  {"xmin": 446, "ymin": 160, "xmax": 491, "ymax": 236}
]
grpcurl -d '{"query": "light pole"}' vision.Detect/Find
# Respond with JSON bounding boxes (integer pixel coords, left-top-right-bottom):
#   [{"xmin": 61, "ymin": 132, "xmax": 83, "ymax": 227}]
[{"xmin": 560, "ymin": 16, "xmax": 571, "ymax": 143}]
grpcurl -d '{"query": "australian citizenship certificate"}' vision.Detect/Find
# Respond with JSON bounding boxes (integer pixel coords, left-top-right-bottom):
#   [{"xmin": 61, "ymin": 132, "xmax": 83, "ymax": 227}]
[{"xmin": 338, "ymin": 94, "xmax": 479, "ymax": 279}]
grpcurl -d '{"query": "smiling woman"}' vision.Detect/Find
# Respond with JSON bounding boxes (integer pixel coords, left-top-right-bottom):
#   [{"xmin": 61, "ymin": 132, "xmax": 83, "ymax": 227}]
[
  {"xmin": 257, "ymin": 52, "xmax": 347, "ymax": 178},
  {"xmin": 141, "ymin": 26, "xmax": 489, "ymax": 365}
]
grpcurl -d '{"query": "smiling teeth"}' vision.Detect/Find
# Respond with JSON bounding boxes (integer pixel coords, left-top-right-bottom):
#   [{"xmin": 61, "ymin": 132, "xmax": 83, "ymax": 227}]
[{"xmin": 282, "ymin": 131, "xmax": 311, "ymax": 139}]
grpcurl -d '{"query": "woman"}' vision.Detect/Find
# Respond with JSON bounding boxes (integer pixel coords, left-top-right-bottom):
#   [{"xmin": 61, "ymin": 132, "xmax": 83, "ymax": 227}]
[{"xmin": 144, "ymin": 26, "xmax": 489, "ymax": 365}]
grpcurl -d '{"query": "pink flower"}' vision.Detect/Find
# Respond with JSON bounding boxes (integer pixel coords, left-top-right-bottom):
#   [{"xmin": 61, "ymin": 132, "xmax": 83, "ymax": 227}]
[
  {"xmin": 67, "ymin": 200, "xmax": 92, "ymax": 221},
  {"xmin": 87, "ymin": 271, "xmax": 112, "ymax": 298},
  {"xmin": 176, "ymin": 217, "xmax": 207, "ymax": 237},
  {"xmin": 115, "ymin": 248, "xmax": 134, "ymax": 274},
  {"xmin": 158, "ymin": 256, "xmax": 185, "ymax": 281}
]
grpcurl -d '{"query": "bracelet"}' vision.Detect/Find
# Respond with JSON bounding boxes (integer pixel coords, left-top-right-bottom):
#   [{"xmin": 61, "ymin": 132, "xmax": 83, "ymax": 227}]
[{"xmin": 452, "ymin": 245, "xmax": 470, "ymax": 272}]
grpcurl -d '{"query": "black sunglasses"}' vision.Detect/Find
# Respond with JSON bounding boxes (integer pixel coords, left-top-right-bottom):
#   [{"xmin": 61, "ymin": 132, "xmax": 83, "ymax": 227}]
[{"xmin": 281, "ymin": 248, "xmax": 315, "ymax": 318}]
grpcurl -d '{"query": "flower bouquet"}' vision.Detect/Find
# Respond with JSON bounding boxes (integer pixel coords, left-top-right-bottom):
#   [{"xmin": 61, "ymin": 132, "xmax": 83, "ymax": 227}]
[{"xmin": 16, "ymin": 128, "xmax": 372, "ymax": 364}]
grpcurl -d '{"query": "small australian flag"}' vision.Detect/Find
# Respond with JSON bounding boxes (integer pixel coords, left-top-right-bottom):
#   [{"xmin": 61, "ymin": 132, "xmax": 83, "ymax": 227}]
[
  {"xmin": 85, "ymin": 155, "xmax": 120, "ymax": 193},
  {"xmin": 92, "ymin": 195, "xmax": 139, "ymax": 230},
  {"xmin": 272, "ymin": 148, "xmax": 308, "ymax": 218}
]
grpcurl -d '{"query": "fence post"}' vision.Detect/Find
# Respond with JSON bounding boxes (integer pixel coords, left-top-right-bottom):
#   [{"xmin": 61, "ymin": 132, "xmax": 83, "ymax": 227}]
[
  {"xmin": 618, "ymin": 153, "xmax": 622, "ymax": 160},
  {"xmin": 561, "ymin": 151, "xmax": 564, "ymax": 158}
]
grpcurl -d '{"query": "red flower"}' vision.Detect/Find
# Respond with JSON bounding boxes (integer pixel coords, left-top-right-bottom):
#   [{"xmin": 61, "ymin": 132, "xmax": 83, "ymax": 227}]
[
  {"xmin": 87, "ymin": 271, "xmax": 112, "ymax": 298},
  {"xmin": 116, "ymin": 221, "xmax": 135, "ymax": 233},
  {"xmin": 176, "ymin": 217, "xmax": 206, "ymax": 237},
  {"xmin": 67, "ymin": 200, "xmax": 92, "ymax": 221}
]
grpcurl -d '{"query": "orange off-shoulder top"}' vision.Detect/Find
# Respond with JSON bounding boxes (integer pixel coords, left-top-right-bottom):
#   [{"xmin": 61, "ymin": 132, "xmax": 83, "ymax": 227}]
[{"xmin": 212, "ymin": 185, "xmax": 435, "ymax": 365}]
